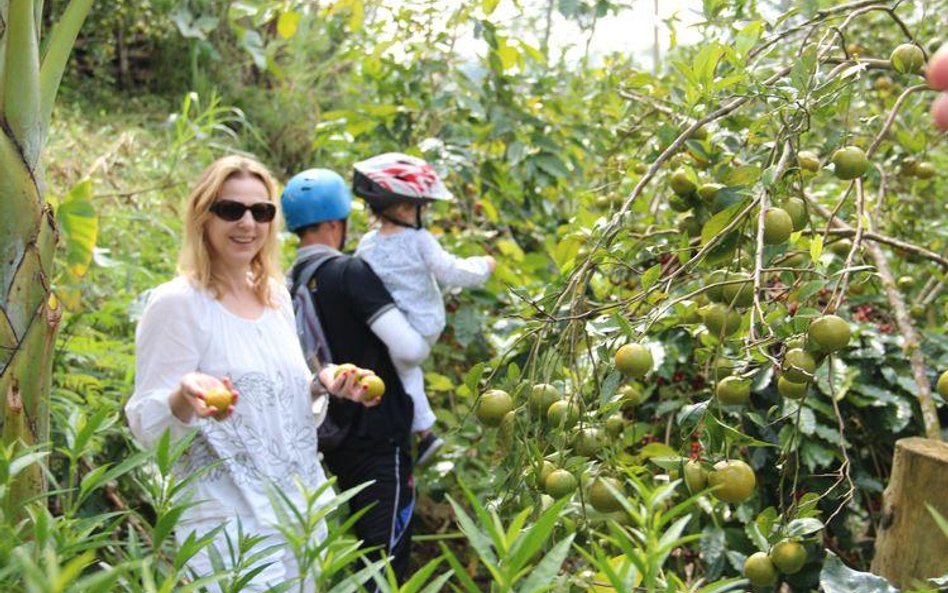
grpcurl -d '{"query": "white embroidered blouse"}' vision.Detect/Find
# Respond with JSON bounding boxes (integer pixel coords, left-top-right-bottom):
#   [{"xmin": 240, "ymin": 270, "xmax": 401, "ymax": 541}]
[{"xmin": 125, "ymin": 276, "xmax": 331, "ymax": 528}]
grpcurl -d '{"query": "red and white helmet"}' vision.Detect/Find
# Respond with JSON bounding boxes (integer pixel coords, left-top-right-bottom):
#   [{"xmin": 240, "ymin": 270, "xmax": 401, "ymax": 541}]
[{"xmin": 352, "ymin": 152, "xmax": 453, "ymax": 211}]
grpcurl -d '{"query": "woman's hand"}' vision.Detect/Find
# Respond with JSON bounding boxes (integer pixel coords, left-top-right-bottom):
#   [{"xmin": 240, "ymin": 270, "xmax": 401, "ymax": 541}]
[
  {"xmin": 171, "ymin": 372, "xmax": 240, "ymax": 422},
  {"xmin": 317, "ymin": 365, "xmax": 382, "ymax": 408}
]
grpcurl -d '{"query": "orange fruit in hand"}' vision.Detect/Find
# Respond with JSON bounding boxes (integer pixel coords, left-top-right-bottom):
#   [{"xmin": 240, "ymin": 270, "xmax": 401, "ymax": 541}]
[
  {"xmin": 360, "ymin": 374, "xmax": 385, "ymax": 401},
  {"xmin": 204, "ymin": 387, "xmax": 234, "ymax": 420}
]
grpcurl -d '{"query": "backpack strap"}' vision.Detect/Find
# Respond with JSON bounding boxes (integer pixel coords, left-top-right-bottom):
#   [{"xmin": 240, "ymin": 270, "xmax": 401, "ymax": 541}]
[{"xmin": 289, "ymin": 255, "xmax": 339, "ymax": 373}]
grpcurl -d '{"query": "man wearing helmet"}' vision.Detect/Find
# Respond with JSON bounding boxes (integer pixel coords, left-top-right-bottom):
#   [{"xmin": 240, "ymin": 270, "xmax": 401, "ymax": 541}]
[{"xmin": 282, "ymin": 168, "xmax": 428, "ymax": 582}]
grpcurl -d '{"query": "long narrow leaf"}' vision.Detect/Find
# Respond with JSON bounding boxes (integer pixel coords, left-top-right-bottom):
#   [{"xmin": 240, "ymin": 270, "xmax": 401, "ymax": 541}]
[
  {"xmin": 3, "ymin": 0, "xmax": 40, "ymax": 166},
  {"xmin": 516, "ymin": 534, "xmax": 574, "ymax": 593},
  {"xmin": 507, "ymin": 496, "xmax": 568, "ymax": 573},
  {"xmin": 446, "ymin": 494, "xmax": 498, "ymax": 566},
  {"xmin": 38, "ymin": 0, "xmax": 94, "ymax": 150}
]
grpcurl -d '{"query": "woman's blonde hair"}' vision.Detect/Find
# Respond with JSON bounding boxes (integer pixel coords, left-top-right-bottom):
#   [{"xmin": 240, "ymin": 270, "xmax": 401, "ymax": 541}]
[{"xmin": 178, "ymin": 155, "xmax": 282, "ymax": 306}]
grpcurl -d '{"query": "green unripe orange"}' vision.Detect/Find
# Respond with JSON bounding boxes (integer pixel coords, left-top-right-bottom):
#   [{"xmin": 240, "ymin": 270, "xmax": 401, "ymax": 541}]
[
  {"xmin": 890, "ymin": 43, "xmax": 925, "ymax": 74},
  {"xmin": 544, "ymin": 469, "xmax": 578, "ymax": 499},
  {"xmin": 744, "ymin": 552, "xmax": 778, "ymax": 586},
  {"xmin": 914, "ymin": 161, "xmax": 936, "ymax": 179},
  {"xmin": 360, "ymin": 374, "xmax": 386, "ymax": 401},
  {"xmin": 721, "ymin": 272, "xmax": 753, "ymax": 307},
  {"xmin": 529, "ymin": 383, "xmax": 561, "ymax": 414},
  {"xmin": 547, "ymin": 399, "xmax": 579, "ymax": 428},
  {"xmin": 708, "ymin": 459, "xmax": 756, "ymax": 503},
  {"xmin": 615, "ymin": 344, "xmax": 653, "ymax": 378},
  {"xmin": 937, "ymin": 370, "xmax": 948, "ymax": 398},
  {"xmin": 670, "ymin": 169, "xmax": 697, "ymax": 196},
  {"xmin": 604, "ymin": 413, "xmax": 626, "ymax": 437},
  {"xmin": 781, "ymin": 197, "xmax": 809, "ymax": 232},
  {"xmin": 783, "ymin": 348, "xmax": 817, "ymax": 382},
  {"xmin": 771, "ymin": 541, "xmax": 807, "ymax": 574},
  {"xmin": 797, "ymin": 150, "xmax": 821, "ymax": 172},
  {"xmin": 778, "ymin": 376, "xmax": 809, "ymax": 400},
  {"xmin": 683, "ymin": 459, "xmax": 707, "ymax": 493},
  {"xmin": 702, "ymin": 304, "xmax": 742, "ymax": 338},
  {"xmin": 574, "ymin": 427, "xmax": 604, "ymax": 457},
  {"xmin": 715, "ymin": 376, "xmax": 751, "ymax": 405},
  {"xmin": 831, "ymin": 146, "xmax": 869, "ymax": 180},
  {"xmin": 808, "ymin": 314, "xmax": 852, "ymax": 352},
  {"xmin": 698, "ymin": 182, "xmax": 725, "ymax": 201},
  {"xmin": 477, "ymin": 389, "xmax": 514, "ymax": 427},
  {"xmin": 588, "ymin": 477, "xmax": 625, "ymax": 513},
  {"xmin": 763, "ymin": 207, "xmax": 794, "ymax": 245}
]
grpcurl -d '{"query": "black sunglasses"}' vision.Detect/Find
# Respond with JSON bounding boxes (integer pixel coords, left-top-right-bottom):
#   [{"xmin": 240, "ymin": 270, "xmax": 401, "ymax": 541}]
[{"xmin": 209, "ymin": 200, "xmax": 277, "ymax": 223}]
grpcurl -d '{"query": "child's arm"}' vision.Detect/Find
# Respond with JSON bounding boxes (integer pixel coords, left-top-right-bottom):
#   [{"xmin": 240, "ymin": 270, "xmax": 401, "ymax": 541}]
[{"xmin": 418, "ymin": 230, "xmax": 495, "ymax": 289}]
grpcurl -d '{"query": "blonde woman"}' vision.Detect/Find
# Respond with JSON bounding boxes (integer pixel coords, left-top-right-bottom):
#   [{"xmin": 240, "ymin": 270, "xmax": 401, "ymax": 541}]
[{"xmin": 125, "ymin": 155, "xmax": 371, "ymax": 591}]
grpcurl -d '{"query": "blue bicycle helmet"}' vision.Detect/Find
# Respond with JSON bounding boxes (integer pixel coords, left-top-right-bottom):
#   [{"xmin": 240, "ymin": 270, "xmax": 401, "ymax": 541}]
[{"xmin": 281, "ymin": 169, "xmax": 353, "ymax": 232}]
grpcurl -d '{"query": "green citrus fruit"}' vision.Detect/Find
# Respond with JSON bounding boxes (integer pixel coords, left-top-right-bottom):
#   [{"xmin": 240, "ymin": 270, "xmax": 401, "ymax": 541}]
[
  {"xmin": 544, "ymin": 469, "xmax": 578, "ymax": 498},
  {"xmin": 204, "ymin": 387, "xmax": 234, "ymax": 419},
  {"xmin": 781, "ymin": 197, "xmax": 809, "ymax": 232},
  {"xmin": 828, "ymin": 238, "xmax": 853, "ymax": 257},
  {"xmin": 547, "ymin": 399, "xmax": 579, "ymax": 428},
  {"xmin": 797, "ymin": 150, "xmax": 821, "ymax": 173},
  {"xmin": 897, "ymin": 275, "xmax": 916, "ymax": 290},
  {"xmin": 683, "ymin": 459, "xmax": 707, "ymax": 493},
  {"xmin": 708, "ymin": 459, "xmax": 756, "ymax": 503},
  {"xmin": 721, "ymin": 272, "xmax": 754, "ymax": 307},
  {"xmin": 771, "ymin": 541, "xmax": 807, "ymax": 574},
  {"xmin": 605, "ymin": 413, "xmax": 626, "ymax": 437},
  {"xmin": 783, "ymin": 348, "xmax": 817, "ymax": 382},
  {"xmin": 763, "ymin": 207, "xmax": 794, "ymax": 245},
  {"xmin": 680, "ymin": 215, "xmax": 703, "ymax": 238},
  {"xmin": 588, "ymin": 477, "xmax": 625, "ymax": 513},
  {"xmin": 890, "ymin": 43, "xmax": 925, "ymax": 74},
  {"xmin": 529, "ymin": 383, "xmax": 561, "ymax": 414},
  {"xmin": 668, "ymin": 193, "xmax": 695, "ymax": 212},
  {"xmin": 874, "ymin": 75, "xmax": 894, "ymax": 91},
  {"xmin": 670, "ymin": 169, "xmax": 697, "ymax": 196},
  {"xmin": 705, "ymin": 269, "xmax": 728, "ymax": 303},
  {"xmin": 615, "ymin": 383, "xmax": 644, "ymax": 407},
  {"xmin": 744, "ymin": 552, "xmax": 778, "ymax": 586},
  {"xmin": 536, "ymin": 460, "xmax": 556, "ymax": 488},
  {"xmin": 914, "ymin": 161, "xmax": 935, "ymax": 179},
  {"xmin": 831, "ymin": 146, "xmax": 869, "ymax": 180},
  {"xmin": 808, "ymin": 314, "xmax": 852, "ymax": 352},
  {"xmin": 477, "ymin": 389, "xmax": 514, "ymax": 427},
  {"xmin": 715, "ymin": 376, "xmax": 751, "ymax": 405},
  {"xmin": 778, "ymin": 376, "xmax": 809, "ymax": 400},
  {"xmin": 937, "ymin": 370, "xmax": 948, "ymax": 398},
  {"xmin": 698, "ymin": 182, "xmax": 725, "ymax": 201},
  {"xmin": 574, "ymin": 427, "xmax": 604, "ymax": 457},
  {"xmin": 499, "ymin": 410, "xmax": 516, "ymax": 445},
  {"xmin": 702, "ymin": 304, "xmax": 742, "ymax": 338},
  {"xmin": 615, "ymin": 344, "xmax": 653, "ymax": 378}
]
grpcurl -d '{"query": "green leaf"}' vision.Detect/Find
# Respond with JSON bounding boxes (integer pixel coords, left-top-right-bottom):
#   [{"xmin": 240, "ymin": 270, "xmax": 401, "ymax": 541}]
[
  {"xmin": 641, "ymin": 264, "xmax": 662, "ymax": 291},
  {"xmin": 701, "ymin": 201, "xmax": 747, "ymax": 245},
  {"xmin": 785, "ymin": 517, "xmax": 824, "ymax": 538},
  {"xmin": 482, "ymin": 0, "xmax": 501, "ymax": 15},
  {"xmin": 810, "ymin": 235, "xmax": 823, "ymax": 263},
  {"xmin": 724, "ymin": 165, "xmax": 761, "ymax": 187},
  {"xmin": 39, "ymin": 0, "xmax": 95, "ymax": 154},
  {"xmin": 820, "ymin": 552, "xmax": 899, "ymax": 593},
  {"xmin": 56, "ymin": 179, "xmax": 98, "ymax": 278},
  {"xmin": 516, "ymin": 534, "xmax": 574, "ymax": 593}
]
